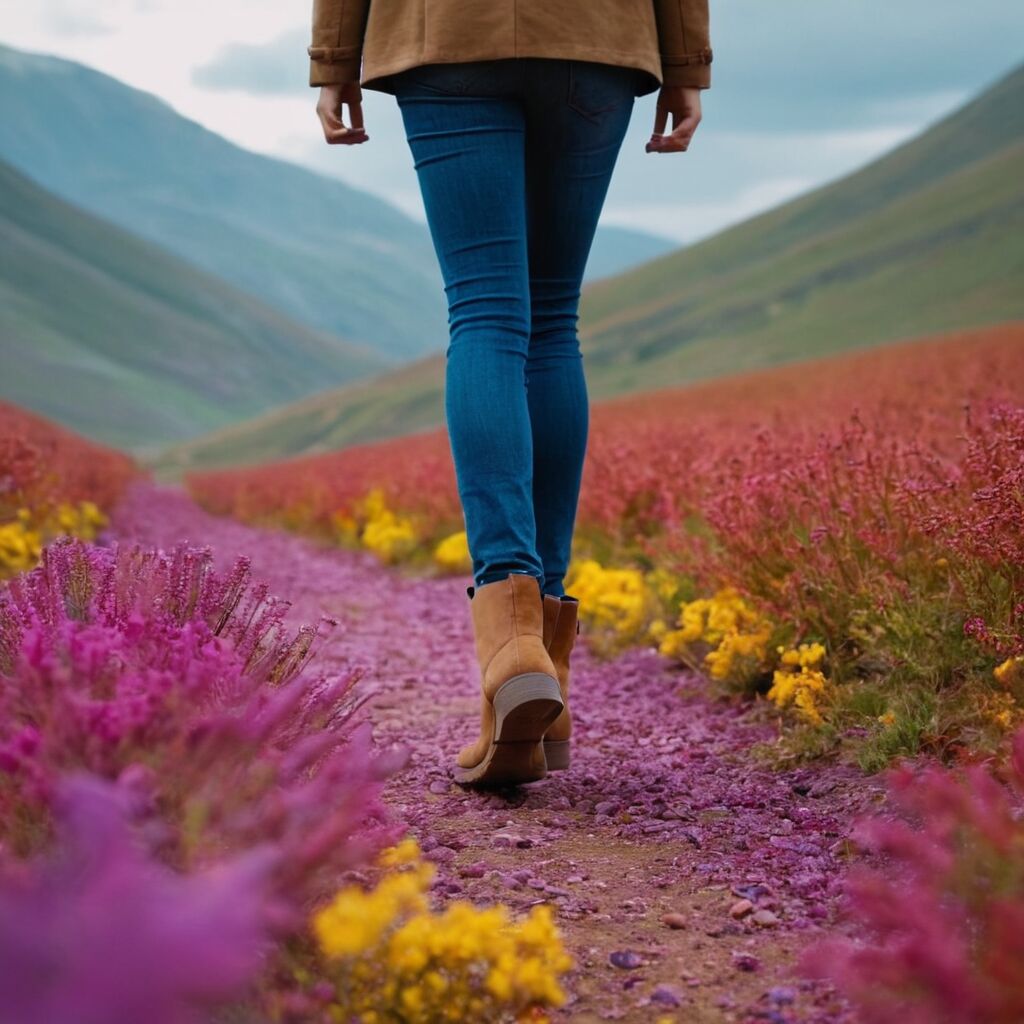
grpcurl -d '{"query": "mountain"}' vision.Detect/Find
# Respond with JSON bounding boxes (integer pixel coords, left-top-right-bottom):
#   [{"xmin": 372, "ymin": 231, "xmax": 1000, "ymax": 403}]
[
  {"xmin": 151, "ymin": 60, "xmax": 1024, "ymax": 476},
  {"xmin": 0, "ymin": 157, "xmax": 388, "ymax": 452},
  {"xmin": 0, "ymin": 43, "xmax": 447, "ymax": 362},
  {"xmin": 0, "ymin": 44, "xmax": 669, "ymax": 366}
]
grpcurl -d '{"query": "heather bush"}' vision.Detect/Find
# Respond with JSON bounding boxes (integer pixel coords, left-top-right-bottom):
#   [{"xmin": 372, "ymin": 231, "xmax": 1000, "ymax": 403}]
[
  {"xmin": 801, "ymin": 726, "xmax": 1024, "ymax": 1024},
  {"xmin": 0, "ymin": 535, "xmax": 399, "ymax": 892}
]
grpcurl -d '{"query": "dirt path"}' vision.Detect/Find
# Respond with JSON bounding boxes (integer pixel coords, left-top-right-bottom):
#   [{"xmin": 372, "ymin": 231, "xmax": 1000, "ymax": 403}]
[{"xmin": 110, "ymin": 480, "xmax": 878, "ymax": 1024}]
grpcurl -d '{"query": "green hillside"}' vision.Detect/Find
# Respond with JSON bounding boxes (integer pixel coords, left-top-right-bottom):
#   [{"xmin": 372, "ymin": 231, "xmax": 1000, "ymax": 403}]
[
  {"xmin": 0, "ymin": 43, "xmax": 446, "ymax": 362},
  {"xmin": 0, "ymin": 158, "xmax": 388, "ymax": 451},
  {"xmin": 152, "ymin": 61, "xmax": 1024, "ymax": 478}
]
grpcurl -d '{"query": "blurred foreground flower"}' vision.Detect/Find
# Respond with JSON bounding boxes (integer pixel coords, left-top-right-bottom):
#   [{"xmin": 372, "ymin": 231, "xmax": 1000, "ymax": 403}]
[
  {"xmin": 802, "ymin": 726, "xmax": 1024, "ymax": 1023},
  {"xmin": 0, "ymin": 773, "xmax": 277, "ymax": 1024}
]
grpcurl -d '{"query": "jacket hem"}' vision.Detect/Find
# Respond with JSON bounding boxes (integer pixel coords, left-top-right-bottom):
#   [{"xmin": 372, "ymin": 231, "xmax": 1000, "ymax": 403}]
[{"xmin": 357, "ymin": 45, "xmax": 670, "ymax": 96}]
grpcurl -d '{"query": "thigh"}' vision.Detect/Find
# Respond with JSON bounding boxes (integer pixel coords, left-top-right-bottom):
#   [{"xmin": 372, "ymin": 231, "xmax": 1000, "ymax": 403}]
[
  {"xmin": 394, "ymin": 71, "xmax": 530, "ymax": 334},
  {"xmin": 522, "ymin": 60, "xmax": 636, "ymax": 292}
]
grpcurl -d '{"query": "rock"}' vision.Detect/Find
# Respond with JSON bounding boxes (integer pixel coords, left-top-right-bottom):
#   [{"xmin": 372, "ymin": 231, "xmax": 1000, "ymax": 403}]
[
  {"xmin": 650, "ymin": 984, "xmax": 682, "ymax": 1007},
  {"xmin": 729, "ymin": 899, "xmax": 754, "ymax": 919},
  {"xmin": 752, "ymin": 909, "xmax": 780, "ymax": 928},
  {"xmin": 768, "ymin": 986, "xmax": 796, "ymax": 1005},
  {"xmin": 732, "ymin": 952, "xmax": 761, "ymax": 973},
  {"xmin": 609, "ymin": 950, "xmax": 644, "ymax": 970},
  {"xmin": 661, "ymin": 912, "xmax": 688, "ymax": 930}
]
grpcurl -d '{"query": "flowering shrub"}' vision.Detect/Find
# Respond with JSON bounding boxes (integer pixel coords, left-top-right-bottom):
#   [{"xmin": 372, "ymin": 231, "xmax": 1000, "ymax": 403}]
[
  {"xmin": 801, "ymin": 726, "xmax": 1024, "ymax": 1024},
  {"xmin": 0, "ymin": 531, "xmax": 410, "ymax": 1022},
  {"xmin": 0, "ymin": 501, "xmax": 108, "ymax": 578},
  {"xmin": 1, "ymin": 401, "xmax": 139, "ymax": 578},
  {"xmin": 354, "ymin": 487, "xmax": 419, "ymax": 564},
  {"xmin": 308, "ymin": 837, "xmax": 573, "ymax": 1022},
  {"xmin": 0, "ymin": 533, "xmax": 399, "ymax": 887},
  {"xmin": 185, "ymin": 326, "xmax": 1024, "ymax": 763},
  {"xmin": 768, "ymin": 643, "xmax": 831, "ymax": 725},
  {"xmin": 651, "ymin": 587, "xmax": 775, "ymax": 692},
  {"xmin": 563, "ymin": 558, "xmax": 654, "ymax": 652}
]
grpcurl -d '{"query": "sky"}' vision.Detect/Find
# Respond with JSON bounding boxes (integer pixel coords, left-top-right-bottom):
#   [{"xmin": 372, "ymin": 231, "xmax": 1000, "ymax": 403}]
[{"xmin": 1, "ymin": 1, "xmax": 1022, "ymax": 244}]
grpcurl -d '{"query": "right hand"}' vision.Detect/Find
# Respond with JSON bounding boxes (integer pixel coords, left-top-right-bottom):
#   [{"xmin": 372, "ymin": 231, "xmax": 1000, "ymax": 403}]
[
  {"xmin": 316, "ymin": 82, "xmax": 368, "ymax": 145},
  {"xmin": 646, "ymin": 86, "xmax": 702, "ymax": 153}
]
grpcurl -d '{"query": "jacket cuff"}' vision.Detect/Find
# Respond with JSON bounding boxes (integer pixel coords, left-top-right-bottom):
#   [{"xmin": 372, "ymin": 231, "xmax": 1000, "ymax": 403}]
[
  {"xmin": 308, "ymin": 46, "xmax": 362, "ymax": 87},
  {"xmin": 661, "ymin": 46, "xmax": 713, "ymax": 89}
]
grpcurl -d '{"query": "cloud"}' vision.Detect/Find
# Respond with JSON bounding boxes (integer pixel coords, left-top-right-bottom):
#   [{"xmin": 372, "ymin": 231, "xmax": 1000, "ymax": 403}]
[
  {"xmin": 192, "ymin": 29, "xmax": 307, "ymax": 95},
  {"xmin": 37, "ymin": 0, "xmax": 113, "ymax": 37}
]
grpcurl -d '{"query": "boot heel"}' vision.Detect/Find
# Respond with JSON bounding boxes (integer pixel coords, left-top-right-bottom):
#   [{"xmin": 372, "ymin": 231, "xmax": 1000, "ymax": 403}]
[
  {"xmin": 454, "ymin": 673, "xmax": 563, "ymax": 789},
  {"xmin": 492, "ymin": 673, "xmax": 564, "ymax": 743},
  {"xmin": 543, "ymin": 739, "xmax": 570, "ymax": 771}
]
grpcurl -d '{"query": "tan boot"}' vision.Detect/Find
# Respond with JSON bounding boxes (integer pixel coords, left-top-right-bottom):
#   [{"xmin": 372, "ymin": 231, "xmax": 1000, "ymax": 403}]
[
  {"xmin": 541, "ymin": 593, "xmax": 580, "ymax": 770},
  {"xmin": 455, "ymin": 572, "xmax": 564, "ymax": 787}
]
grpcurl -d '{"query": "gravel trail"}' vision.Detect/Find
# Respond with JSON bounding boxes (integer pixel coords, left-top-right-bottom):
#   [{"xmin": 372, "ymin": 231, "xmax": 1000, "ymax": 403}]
[{"xmin": 111, "ymin": 479, "xmax": 877, "ymax": 1024}]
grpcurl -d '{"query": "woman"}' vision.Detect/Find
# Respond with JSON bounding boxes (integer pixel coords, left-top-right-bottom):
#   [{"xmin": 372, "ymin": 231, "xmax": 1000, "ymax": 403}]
[{"xmin": 308, "ymin": 1, "xmax": 712, "ymax": 788}]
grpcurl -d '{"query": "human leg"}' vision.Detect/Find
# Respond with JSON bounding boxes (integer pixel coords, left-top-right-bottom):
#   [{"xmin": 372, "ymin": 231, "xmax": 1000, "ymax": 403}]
[
  {"xmin": 521, "ymin": 59, "xmax": 636, "ymax": 597},
  {"xmin": 395, "ymin": 68, "xmax": 544, "ymax": 591}
]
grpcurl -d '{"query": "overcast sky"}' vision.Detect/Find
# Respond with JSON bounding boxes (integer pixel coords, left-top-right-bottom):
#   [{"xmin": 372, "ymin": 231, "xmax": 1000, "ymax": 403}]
[{"xmin": 2, "ymin": 1, "xmax": 1021, "ymax": 243}]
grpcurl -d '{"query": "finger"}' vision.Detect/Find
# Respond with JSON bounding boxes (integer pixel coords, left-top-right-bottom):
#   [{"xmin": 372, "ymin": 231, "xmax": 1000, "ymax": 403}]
[
  {"xmin": 326, "ymin": 126, "xmax": 368, "ymax": 145},
  {"xmin": 347, "ymin": 99, "xmax": 365, "ymax": 132},
  {"xmin": 665, "ymin": 115, "xmax": 700, "ymax": 148},
  {"xmin": 652, "ymin": 104, "xmax": 669, "ymax": 136},
  {"xmin": 319, "ymin": 107, "xmax": 367, "ymax": 145}
]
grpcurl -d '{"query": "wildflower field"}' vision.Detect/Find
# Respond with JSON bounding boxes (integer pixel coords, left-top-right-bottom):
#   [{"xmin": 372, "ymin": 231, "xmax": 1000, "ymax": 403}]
[
  {"xmin": 188, "ymin": 324, "xmax": 1024, "ymax": 770},
  {"xmin": 2, "ymin": 323, "xmax": 1023, "ymax": 1023}
]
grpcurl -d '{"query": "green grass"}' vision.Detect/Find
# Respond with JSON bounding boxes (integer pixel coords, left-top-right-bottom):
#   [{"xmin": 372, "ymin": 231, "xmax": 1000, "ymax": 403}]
[{"xmin": 0, "ymin": 159, "xmax": 389, "ymax": 451}]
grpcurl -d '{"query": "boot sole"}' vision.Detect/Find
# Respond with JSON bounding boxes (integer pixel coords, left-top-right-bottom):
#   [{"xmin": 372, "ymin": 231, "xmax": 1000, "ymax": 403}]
[
  {"xmin": 543, "ymin": 739, "xmax": 570, "ymax": 771},
  {"xmin": 454, "ymin": 673, "xmax": 564, "ymax": 788}
]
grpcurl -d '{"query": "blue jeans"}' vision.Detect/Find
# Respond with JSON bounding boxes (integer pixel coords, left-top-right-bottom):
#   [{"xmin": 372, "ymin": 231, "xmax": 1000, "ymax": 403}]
[{"xmin": 393, "ymin": 57, "xmax": 637, "ymax": 597}]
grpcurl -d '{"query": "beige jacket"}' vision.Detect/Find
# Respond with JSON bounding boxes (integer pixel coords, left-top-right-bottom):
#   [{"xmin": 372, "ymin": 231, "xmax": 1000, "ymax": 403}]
[{"xmin": 308, "ymin": 0, "xmax": 712, "ymax": 95}]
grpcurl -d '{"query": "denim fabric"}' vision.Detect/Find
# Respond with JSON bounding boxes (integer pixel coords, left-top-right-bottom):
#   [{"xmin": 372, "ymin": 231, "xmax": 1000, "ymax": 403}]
[{"xmin": 393, "ymin": 58, "xmax": 637, "ymax": 596}]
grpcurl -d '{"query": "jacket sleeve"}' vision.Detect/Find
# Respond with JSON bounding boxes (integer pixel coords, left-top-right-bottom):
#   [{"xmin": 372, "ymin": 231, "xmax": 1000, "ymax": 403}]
[
  {"xmin": 308, "ymin": 0, "xmax": 371, "ymax": 87},
  {"xmin": 653, "ymin": 0, "xmax": 713, "ymax": 89}
]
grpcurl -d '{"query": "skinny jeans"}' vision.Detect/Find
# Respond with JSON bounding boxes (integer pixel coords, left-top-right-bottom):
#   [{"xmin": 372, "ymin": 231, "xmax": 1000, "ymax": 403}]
[{"xmin": 393, "ymin": 57, "xmax": 637, "ymax": 596}]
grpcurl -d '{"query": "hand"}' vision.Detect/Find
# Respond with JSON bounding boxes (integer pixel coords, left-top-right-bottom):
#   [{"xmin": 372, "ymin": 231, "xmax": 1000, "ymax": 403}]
[
  {"xmin": 316, "ymin": 82, "xmax": 368, "ymax": 145},
  {"xmin": 646, "ymin": 86, "xmax": 702, "ymax": 153}
]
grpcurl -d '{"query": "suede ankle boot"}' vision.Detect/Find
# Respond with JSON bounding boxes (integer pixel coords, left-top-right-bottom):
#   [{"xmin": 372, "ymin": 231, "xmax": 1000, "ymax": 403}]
[
  {"xmin": 455, "ymin": 572, "xmax": 564, "ymax": 787},
  {"xmin": 541, "ymin": 592, "xmax": 580, "ymax": 770}
]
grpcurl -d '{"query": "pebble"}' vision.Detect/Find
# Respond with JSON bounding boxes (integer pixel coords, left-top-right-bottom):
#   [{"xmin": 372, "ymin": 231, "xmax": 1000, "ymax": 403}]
[
  {"xmin": 729, "ymin": 899, "xmax": 754, "ymax": 919},
  {"xmin": 609, "ymin": 950, "xmax": 644, "ymax": 970},
  {"xmin": 661, "ymin": 912, "xmax": 688, "ymax": 930},
  {"xmin": 752, "ymin": 909, "xmax": 780, "ymax": 928},
  {"xmin": 650, "ymin": 984, "xmax": 683, "ymax": 1007}
]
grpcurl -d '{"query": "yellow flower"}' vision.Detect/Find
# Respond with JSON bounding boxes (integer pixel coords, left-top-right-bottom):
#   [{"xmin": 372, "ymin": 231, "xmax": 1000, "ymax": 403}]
[
  {"xmin": 311, "ymin": 843, "xmax": 572, "ymax": 1021},
  {"xmin": 433, "ymin": 530, "xmax": 471, "ymax": 573},
  {"xmin": 994, "ymin": 657, "xmax": 1024, "ymax": 688},
  {"xmin": 564, "ymin": 558, "xmax": 652, "ymax": 642},
  {"xmin": 877, "ymin": 711, "xmax": 896, "ymax": 727},
  {"xmin": 768, "ymin": 644, "xmax": 831, "ymax": 726}
]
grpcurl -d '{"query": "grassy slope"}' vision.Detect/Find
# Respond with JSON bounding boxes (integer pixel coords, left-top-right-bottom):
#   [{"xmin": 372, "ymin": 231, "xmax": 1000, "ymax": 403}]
[
  {"xmin": 150, "ymin": 63, "xmax": 1024, "ymax": 476},
  {"xmin": 0, "ymin": 159, "xmax": 388, "ymax": 451}
]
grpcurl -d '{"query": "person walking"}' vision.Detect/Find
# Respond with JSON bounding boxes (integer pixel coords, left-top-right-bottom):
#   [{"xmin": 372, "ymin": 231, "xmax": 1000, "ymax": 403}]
[{"xmin": 308, "ymin": 1, "xmax": 712, "ymax": 788}]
